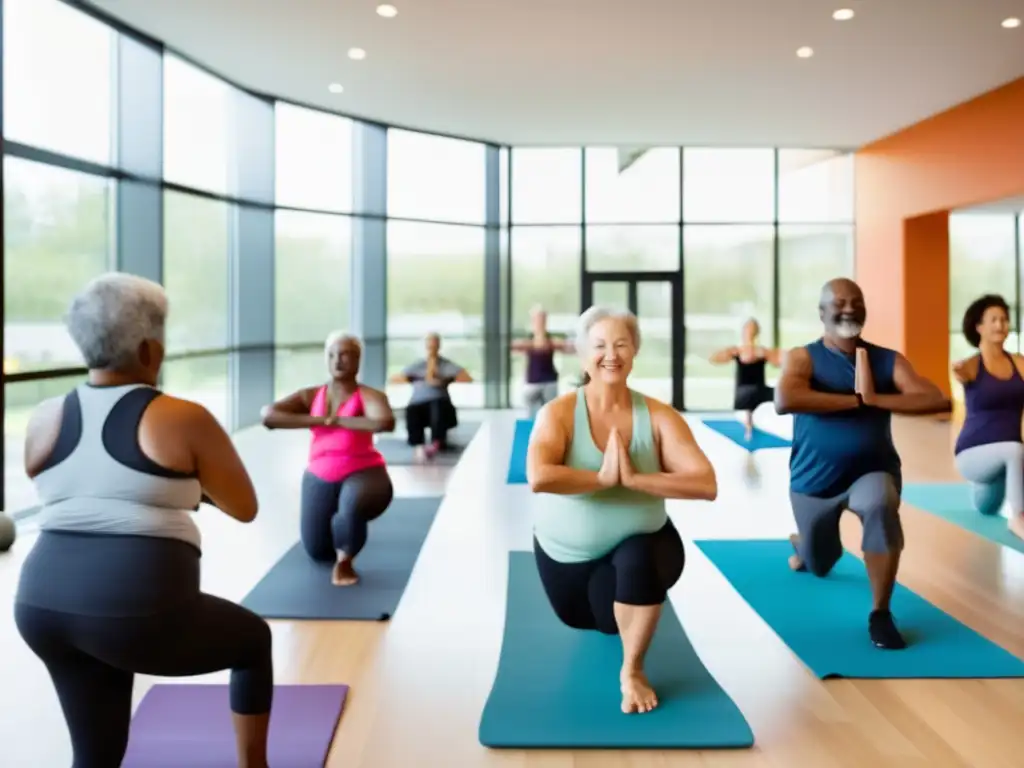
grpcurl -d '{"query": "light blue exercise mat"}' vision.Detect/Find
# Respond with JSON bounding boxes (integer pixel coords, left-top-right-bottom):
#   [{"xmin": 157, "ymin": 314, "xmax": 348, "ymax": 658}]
[
  {"xmin": 902, "ymin": 482, "xmax": 1024, "ymax": 555},
  {"xmin": 700, "ymin": 419, "xmax": 792, "ymax": 451},
  {"xmin": 506, "ymin": 419, "xmax": 533, "ymax": 484},
  {"xmin": 478, "ymin": 552, "xmax": 755, "ymax": 749},
  {"xmin": 695, "ymin": 539, "xmax": 1024, "ymax": 679}
]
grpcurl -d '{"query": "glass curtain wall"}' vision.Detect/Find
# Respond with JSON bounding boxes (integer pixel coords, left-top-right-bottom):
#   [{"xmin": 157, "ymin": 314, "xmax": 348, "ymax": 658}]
[{"xmin": 507, "ymin": 147, "xmax": 855, "ymax": 410}]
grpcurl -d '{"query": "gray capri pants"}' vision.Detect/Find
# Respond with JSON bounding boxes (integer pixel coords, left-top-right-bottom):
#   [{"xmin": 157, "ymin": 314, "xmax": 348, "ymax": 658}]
[
  {"xmin": 523, "ymin": 382, "xmax": 559, "ymax": 418},
  {"xmin": 954, "ymin": 441, "xmax": 1024, "ymax": 516},
  {"xmin": 789, "ymin": 471, "xmax": 904, "ymax": 577}
]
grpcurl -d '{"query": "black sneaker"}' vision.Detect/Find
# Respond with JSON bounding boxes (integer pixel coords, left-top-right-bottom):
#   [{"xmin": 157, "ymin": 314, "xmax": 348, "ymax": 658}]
[{"xmin": 869, "ymin": 609, "xmax": 907, "ymax": 650}]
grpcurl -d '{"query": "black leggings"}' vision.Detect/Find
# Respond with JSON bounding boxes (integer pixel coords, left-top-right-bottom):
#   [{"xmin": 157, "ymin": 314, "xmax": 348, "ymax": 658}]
[
  {"xmin": 14, "ymin": 532, "xmax": 272, "ymax": 768},
  {"xmin": 533, "ymin": 520, "xmax": 685, "ymax": 635},
  {"xmin": 300, "ymin": 466, "xmax": 394, "ymax": 561},
  {"xmin": 405, "ymin": 397, "xmax": 457, "ymax": 447}
]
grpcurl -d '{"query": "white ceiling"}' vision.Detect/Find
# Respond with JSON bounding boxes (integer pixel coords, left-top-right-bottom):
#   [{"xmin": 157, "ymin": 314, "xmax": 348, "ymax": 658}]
[{"xmin": 85, "ymin": 0, "xmax": 1024, "ymax": 147}]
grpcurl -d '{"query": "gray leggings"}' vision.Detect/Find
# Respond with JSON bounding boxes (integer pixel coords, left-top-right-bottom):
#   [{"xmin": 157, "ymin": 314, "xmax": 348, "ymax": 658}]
[
  {"xmin": 954, "ymin": 441, "xmax": 1024, "ymax": 515},
  {"xmin": 523, "ymin": 382, "xmax": 559, "ymax": 418},
  {"xmin": 789, "ymin": 472, "xmax": 904, "ymax": 577}
]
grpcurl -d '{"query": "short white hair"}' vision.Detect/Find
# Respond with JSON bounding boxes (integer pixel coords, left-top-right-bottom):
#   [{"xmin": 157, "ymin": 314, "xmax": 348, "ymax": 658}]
[
  {"xmin": 324, "ymin": 330, "xmax": 361, "ymax": 353},
  {"xmin": 65, "ymin": 272, "xmax": 167, "ymax": 370},
  {"xmin": 576, "ymin": 306, "xmax": 641, "ymax": 352}
]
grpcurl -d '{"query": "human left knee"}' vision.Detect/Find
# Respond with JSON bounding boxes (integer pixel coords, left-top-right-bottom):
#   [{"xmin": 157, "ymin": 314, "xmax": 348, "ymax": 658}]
[
  {"xmin": 612, "ymin": 530, "xmax": 684, "ymax": 605},
  {"xmin": 854, "ymin": 475, "xmax": 903, "ymax": 554}
]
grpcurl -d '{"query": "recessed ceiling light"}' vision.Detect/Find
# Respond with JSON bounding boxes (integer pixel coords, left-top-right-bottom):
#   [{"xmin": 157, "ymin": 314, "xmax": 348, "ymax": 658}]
[
  {"xmin": 832, "ymin": 8, "xmax": 854, "ymax": 21},
  {"xmin": 327, "ymin": 83, "xmax": 344, "ymax": 94},
  {"xmin": 1002, "ymin": 17, "xmax": 1021, "ymax": 29},
  {"xmin": 376, "ymin": 4, "xmax": 398, "ymax": 18},
  {"xmin": 796, "ymin": 46, "xmax": 814, "ymax": 58},
  {"xmin": 348, "ymin": 47, "xmax": 366, "ymax": 60}
]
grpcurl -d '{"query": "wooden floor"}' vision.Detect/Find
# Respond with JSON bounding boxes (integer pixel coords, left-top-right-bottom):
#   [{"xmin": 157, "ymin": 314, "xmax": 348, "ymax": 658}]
[{"xmin": 2, "ymin": 409, "xmax": 1024, "ymax": 767}]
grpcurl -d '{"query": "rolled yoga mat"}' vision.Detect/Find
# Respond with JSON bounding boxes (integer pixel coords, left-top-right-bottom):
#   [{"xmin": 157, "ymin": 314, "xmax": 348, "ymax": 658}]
[
  {"xmin": 506, "ymin": 418, "xmax": 533, "ymax": 484},
  {"xmin": 902, "ymin": 482, "xmax": 1024, "ymax": 555},
  {"xmin": 241, "ymin": 496, "xmax": 442, "ymax": 620},
  {"xmin": 122, "ymin": 684, "xmax": 348, "ymax": 767},
  {"xmin": 373, "ymin": 421, "xmax": 480, "ymax": 466},
  {"xmin": 700, "ymin": 419, "xmax": 791, "ymax": 451},
  {"xmin": 478, "ymin": 551, "xmax": 754, "ymax": 749},
  {"xmin": 695, "ymin": 539, "xmax": 1024, "ymax": 679}
]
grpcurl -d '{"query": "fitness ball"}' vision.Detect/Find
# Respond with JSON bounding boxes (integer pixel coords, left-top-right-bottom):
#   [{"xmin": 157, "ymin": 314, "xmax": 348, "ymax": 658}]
[{"xmin": 0, "ymin": 514, "xmax": 16, "ymax": 552}]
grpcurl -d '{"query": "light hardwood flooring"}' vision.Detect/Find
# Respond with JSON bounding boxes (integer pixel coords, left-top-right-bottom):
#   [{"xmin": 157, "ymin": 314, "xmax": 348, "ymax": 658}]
[{"xmin": 1, "ymin": 409, "xmax": 1023, "ymax": 767}]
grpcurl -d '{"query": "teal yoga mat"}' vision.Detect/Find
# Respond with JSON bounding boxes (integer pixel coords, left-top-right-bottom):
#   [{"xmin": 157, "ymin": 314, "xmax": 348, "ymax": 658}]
[
  {"xmin": 701, "ymin": 419, "xmax": 791, "ymax": 451},
  {"xmin": 902, "ymin": 482, "xmax": 1024, "ymax": 555},
  {"xmin": 695, "ymin": 539, "xmax": 1024, "ymax": 679},
  {"xmin": 506, "ymin": 419, "xmax": 533, "ymax": 484},
  {"xmin": 478, "ymin": 552, "xmax": 754, "ymax": 749}
]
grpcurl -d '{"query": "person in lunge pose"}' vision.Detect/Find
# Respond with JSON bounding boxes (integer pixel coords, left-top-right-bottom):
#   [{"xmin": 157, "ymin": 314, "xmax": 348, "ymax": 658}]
[
  {"xmin": 263, "ymin": 331, "xmax": 395, "ymax": 586},
  {"xmin": 775, "ymin": 278, "xmax": 950, "ymax": 649},
  {"xmin": 527, "ymin": 306, "xmax": 717, "ymax": 715}
]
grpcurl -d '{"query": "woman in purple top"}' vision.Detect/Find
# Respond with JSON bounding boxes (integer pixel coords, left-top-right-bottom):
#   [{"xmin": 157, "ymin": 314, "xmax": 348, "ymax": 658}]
[
  {"xmin": 952, "ymin": 294, "xmax": 1024, "ymax": 541},
  {"xmin": 511, "ymin": 305, "xmax": 574, "ymax": 417}
]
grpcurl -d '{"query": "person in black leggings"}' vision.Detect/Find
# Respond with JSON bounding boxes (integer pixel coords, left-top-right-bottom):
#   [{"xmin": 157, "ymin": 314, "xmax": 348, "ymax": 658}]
[
  {"xmin": 263, "ymin": 332, "xmax": 397, "ymax": 586},
  {"xmin": 709, "ymin": 317, "xmax": 783, "ymax": 440},
  {"xmin": 14, "ymin": 273, "xmax": 272, "ymax": 768}
]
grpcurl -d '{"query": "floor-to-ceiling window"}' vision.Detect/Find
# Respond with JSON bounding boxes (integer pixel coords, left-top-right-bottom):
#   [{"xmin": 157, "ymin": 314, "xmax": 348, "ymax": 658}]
[
  {"xmin": 506, "ymin": 146, "xmax": 855, "ymax": 411},
  {"xmin": 948, "ymin": 210, "xmax": 1023, "ymax": 365}
]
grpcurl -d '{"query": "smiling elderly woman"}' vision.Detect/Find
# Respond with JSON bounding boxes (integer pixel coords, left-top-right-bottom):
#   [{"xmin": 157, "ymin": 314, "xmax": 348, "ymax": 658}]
[
  {"xmin": 526, "ymin": 306, "xmax": 718, "ymax": 716},
  {"xmin": 13, "ymin": 273, "xmax": 274, "ymax": 768}
]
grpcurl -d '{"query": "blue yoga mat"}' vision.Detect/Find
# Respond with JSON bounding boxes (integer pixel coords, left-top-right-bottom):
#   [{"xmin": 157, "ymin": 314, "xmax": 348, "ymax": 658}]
[
  {"xmin": 506, "ymin": 419, "xmax": 533, "ymax": 484},
  {"xmin": 478, "ymin": 552, "xmax": 754, "ymax": 749},
  {"xmin": 902, "ymin": 482, "xmax": 1024, "ymax": 555},
  {"xmin": 701, "ymin": 419, "xmax": 791, "ymax": 451},
  {"xmin": 695, "ymin": 539, "xmax": 1024, "ymax": 679}
]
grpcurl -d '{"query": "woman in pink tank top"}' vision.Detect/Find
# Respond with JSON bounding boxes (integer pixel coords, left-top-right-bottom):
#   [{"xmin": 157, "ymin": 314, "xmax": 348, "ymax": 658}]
[{"xmin": 262, "ymin": 333, "xmax": 396, "ymax": 586}]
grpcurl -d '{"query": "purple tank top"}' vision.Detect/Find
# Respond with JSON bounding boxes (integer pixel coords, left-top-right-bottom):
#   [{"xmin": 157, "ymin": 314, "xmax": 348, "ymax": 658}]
[
  {"xmin": 526, "ymin": 347, "xmax": 558, "ymax": 384},
  {"xmin": 954, "ymin": 352, "xmax": 1024, "ymax": 454}
]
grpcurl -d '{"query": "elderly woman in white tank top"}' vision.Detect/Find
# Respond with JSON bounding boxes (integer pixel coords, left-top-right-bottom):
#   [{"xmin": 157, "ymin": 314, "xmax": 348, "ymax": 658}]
[{"xmin": 14, "ymin": 273, "xmax": 274, "ymax": 768}]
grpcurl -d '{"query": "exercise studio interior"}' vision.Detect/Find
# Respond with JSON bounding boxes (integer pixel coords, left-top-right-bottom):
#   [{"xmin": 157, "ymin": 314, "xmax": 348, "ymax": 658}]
[{"xmin": 3, "ymin": 1, "xmax": 1024, "ymax": 766}]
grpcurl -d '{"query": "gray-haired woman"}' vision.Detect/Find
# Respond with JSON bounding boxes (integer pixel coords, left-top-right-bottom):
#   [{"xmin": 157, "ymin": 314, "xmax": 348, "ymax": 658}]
[
  {"xmin": 14, "ymin": 272, "xmax": 274, "ymax": 768},
  {"xmin": 261, "ymin": 331, "xmax": 396, "ymax": 586},
  {"xmin": 525, "ymin": 306, "xmax": 718, "ymax": 716}
]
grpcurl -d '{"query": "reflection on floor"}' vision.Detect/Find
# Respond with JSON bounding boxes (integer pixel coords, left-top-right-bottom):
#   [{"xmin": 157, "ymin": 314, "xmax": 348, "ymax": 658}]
[{"xmin": 1, "ymin": 407, "xmax": 1023, "ymax": 767}]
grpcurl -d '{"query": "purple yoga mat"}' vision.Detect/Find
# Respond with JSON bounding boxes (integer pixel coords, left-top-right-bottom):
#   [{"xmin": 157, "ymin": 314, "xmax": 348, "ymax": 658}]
[{"xmin": 122, "ymin": 684, "xmax": 349, "ymax": 768}]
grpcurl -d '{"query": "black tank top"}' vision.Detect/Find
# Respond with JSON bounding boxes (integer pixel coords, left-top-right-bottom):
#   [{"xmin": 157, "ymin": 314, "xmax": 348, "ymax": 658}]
[{"xmin": 735, "ymin": 355, "xmax": 767, "ymax": 388}]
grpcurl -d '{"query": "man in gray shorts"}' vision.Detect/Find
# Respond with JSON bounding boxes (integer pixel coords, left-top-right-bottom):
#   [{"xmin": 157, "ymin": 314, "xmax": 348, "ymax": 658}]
[{"xmin": 775, "ymin": 279, "xmax": 950, "ymax": 649}]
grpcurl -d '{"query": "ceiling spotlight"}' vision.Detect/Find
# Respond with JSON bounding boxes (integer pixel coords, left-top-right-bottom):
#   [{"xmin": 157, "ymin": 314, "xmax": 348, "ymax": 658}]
[
  {"xmin": 832, "ymin": 8, "xmax": 854, "ymax": 21},
  {"xmin": 376, "ymin": 4, "xmax": 398, "ymax": 18},
  {"xmin": 1002, "ymin": 17, "xmax": 1021, "ymax": 29},
  {"xmin": 796, "ymin": 46, "xmax": 814, "ymax": 58},
  {"xmin": 327, "ymin": 83, "xmax": 344, "ymax": 94},
  {"xmin": 348, "ymin": 47, "xmax": 366, "ymax": 60}
]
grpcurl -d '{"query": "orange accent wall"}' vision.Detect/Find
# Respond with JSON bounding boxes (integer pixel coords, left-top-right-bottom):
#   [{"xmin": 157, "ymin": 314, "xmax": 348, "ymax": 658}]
[{"xmin": 854, "ymin": 77, "xmax": 1024, "ymax": 394}]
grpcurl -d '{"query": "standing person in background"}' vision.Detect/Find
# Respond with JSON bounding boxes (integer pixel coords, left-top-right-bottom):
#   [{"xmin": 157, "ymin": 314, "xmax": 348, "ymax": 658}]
[
  {"xmin": 709, "ymin": 318, "xmax": 783, "ymax": 440},
  {"xmin": 512, "ymin": 305, "xmax": 574, "ymax": 418}
]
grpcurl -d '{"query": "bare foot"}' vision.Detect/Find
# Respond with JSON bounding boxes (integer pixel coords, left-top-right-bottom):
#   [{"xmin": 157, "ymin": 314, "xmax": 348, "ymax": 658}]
[
  {"xmin": 1009, "ymin": 514, "xmax": 1024, "ymax": 541},
  {"xmin": 620, "ymin": 671, "xmax": 658, "ymax": 714},
  {"xmin": 745, "ymin": 428, "xmax": 753, "ymax": 441},
  {"xmin": 332, "ymin": 559, "xmax": 359, "ymax": 586},
  {"xmin": 788, "ymin": 533, "xmax": 806, "ymax": 571}
]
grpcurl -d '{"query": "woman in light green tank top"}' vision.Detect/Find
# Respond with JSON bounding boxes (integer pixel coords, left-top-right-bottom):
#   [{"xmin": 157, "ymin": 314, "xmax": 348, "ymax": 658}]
[{"xmin": 527, "ymin": 306, "xmax": 718, "ymax": 716}]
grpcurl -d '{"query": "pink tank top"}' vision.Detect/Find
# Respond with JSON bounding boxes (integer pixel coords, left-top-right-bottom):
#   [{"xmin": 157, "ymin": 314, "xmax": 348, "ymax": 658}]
[{"xmin": 307, "ymin": 386, "xmax": 386, "ymax": 483}]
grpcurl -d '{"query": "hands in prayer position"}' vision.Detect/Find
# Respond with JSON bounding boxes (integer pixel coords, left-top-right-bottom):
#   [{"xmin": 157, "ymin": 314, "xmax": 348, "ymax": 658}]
[
  {"xmin": 596, "ymin": 428, "xmax": 636, "ymax": 489},
  {"xmin": 854, "ymin": 347, "xmax": 876, "ymax": 406}
]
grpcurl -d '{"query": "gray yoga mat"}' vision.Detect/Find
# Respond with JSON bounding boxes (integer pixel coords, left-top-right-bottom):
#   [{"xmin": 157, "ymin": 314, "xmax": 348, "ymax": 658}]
[
  {"xmin": 374, "ymin": 420, "xmax": 480, "ymax": 466},
  {"xmin": 241, "ymin": 496, "xmax": 442, "ymax": 620}
]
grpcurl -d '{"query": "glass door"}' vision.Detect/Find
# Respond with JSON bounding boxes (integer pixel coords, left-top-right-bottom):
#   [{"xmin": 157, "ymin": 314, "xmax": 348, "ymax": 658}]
[{"xmin": 582, "ymin": 273, "xmax": 683, "ymax": 409}]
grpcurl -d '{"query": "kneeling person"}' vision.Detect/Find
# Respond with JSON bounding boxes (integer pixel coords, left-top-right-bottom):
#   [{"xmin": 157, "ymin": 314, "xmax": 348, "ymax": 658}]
[
  {"xmin": 775, "ymin": 278, "xmax": 950, "ymax": 649},
  {"xmin": 527, "ymin": 306, "xmax": 718, "ymax": 715}
]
